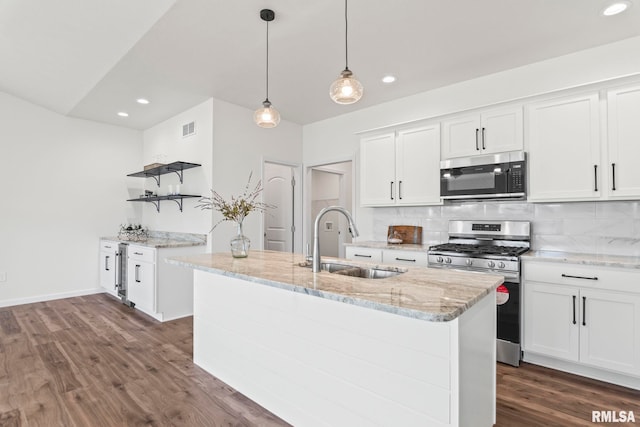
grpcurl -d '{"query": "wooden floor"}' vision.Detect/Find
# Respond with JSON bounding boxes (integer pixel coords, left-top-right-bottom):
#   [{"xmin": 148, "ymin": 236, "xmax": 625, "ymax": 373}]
[{"xmin": 0, "ymin": 294, "xmax": 638, "ymax": 426}]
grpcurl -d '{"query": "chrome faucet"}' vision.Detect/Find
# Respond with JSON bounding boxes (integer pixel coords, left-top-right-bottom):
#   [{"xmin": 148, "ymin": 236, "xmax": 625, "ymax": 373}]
[{"xmin": 313, "ymin": 206, "xmax": 359, "ymax": 272}]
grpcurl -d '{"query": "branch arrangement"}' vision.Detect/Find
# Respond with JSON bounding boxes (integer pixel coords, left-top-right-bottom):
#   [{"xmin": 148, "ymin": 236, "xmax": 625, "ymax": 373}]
[{"xmin": 196, "ymin": 172, "xmax": 274, "ymax": 230}]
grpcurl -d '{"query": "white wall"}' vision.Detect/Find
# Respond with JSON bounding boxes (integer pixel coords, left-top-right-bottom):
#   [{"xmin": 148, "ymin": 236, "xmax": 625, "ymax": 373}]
[
  {"xmin": 141, "ymin": 99, "xmax": 214, "ymax": 236},
  {"xmin": 302, "ymin": 35, "xmax": 640, "ymax": 256},
  {"xmin": 210, "ymin": 99, "xmax": 302, "ymax": 253},
  {"xmin": 0, "ymin": 91, "xmax": 141, "ymax": 306}
]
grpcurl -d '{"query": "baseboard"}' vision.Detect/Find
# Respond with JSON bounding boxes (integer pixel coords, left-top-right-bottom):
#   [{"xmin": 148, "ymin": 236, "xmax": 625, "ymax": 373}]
[
  {"xmin": 523, "ymin": 352, "xmax": 640, "ymax": 390},
  {"xmin": 0, "ymin": 287, "xmax": 104, "ymax": 308}
]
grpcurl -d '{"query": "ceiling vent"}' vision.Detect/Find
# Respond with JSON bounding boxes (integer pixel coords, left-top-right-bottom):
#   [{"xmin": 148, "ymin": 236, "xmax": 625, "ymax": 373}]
[{"xmin": 182, "ymin": 121, "xmax": 196, "ymax": 137}]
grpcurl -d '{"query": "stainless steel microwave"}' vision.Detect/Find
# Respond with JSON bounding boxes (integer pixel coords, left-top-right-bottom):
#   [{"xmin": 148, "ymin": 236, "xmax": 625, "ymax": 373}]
[{"xmin": 440, "ymin": 151, "xmax": 526, "ymax": 200}]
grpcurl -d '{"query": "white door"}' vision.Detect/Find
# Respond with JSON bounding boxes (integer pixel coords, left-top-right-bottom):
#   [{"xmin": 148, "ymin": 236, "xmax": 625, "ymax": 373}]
[
  {"xmin": 441, "ymin": 114, "xmax": 481, "ymax": 159},
  {"xmin": 607, "ymin": 84, "xmax": 640, "ymax": 199},
  {"xmin": 579, "ymin": 288, "xmax": 640, "ymax": 376},
  {"xmin": 359, "ymin": 133, "xmax": 396, "ymax": 206},
  {"xmin": 264, "ymin": 162, "xmax": 294, "ymax": 252},
  {"xmin": 396, "ymin": 124, "xmax": 442, "ymax": 206},
  {"xmin": 526, "ymin": 93, "xmax": 601, "ymax": 202},
  {"xmin": 480, "ymin": 106, "xmax": 523, "ymax": 154},
  {"xmin": 523, "ymin": 282, "xmax": 580, "ymax": 362}
]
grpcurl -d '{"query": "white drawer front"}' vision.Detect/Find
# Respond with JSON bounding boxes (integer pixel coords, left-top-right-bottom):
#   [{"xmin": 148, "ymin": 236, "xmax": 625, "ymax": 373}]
[
  {"xmin": 128, "ymin": 245, "xmax": 156, "ymax": 264},
  {"xmin": 383, "ymin": 249, "xmax": 428, "ymax": 267},
  {"xmin": 100, "ymin": 240, "xmax": 119, "ymax": 253},
  {"xmin": 345, "ymin": 247, "xmax": 382, "ymax": 263}
]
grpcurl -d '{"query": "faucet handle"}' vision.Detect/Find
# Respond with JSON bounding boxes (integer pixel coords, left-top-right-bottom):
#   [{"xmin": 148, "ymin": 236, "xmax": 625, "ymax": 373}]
[{"xmin": 305, "ymin": 243, "xmax": 313, "ymax": 262}]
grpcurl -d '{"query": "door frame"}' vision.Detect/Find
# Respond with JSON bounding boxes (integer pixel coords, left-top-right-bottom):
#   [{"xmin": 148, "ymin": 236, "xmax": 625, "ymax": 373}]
[{"xmin": 304, "ymin": 156, "xmax": 355, "ymax": 259}]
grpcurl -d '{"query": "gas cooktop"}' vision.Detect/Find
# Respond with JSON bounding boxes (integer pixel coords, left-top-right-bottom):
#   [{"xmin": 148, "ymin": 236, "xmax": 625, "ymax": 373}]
[{"xmin": 428, "ymin": 243, "xmax": 529, "ymax": 258}]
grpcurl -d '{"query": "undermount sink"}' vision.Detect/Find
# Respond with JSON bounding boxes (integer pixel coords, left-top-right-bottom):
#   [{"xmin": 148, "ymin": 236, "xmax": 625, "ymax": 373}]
[{"xmin": 301, "ymin": 261, "xmax": 406, "ymax": 279}]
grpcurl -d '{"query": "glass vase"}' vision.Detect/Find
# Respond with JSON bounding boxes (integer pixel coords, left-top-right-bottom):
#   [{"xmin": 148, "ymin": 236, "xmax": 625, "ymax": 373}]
[{"xmin": 230, "ymin": 222, "xmax": 251, "ymax": 258}]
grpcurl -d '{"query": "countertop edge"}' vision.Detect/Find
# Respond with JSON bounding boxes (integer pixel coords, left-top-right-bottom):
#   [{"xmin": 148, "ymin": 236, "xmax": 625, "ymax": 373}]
[
  {"xmin": 522, "ymin": 250, "xmax": 640, "ymax": 269},
  {"xmin": 166, "ymin": 256, "xmax": 501, "ymax": 322}
]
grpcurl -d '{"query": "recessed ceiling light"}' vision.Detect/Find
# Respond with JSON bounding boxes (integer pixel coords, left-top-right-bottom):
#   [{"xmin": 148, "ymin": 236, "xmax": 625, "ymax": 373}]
[
  {"xmin": 136, "ymin": 98, "xmax": 150, "ymax": 105},
  {"xmin": 117, "ymin": 112, "xmax": 129, "ymax": 117},
  {"xmin": 602, "ymin": 1, "xmax": 630, "ymax": 16},
  {"xmin": 382, "ymin": 75, "xmax": 397, "ymax": 84}
]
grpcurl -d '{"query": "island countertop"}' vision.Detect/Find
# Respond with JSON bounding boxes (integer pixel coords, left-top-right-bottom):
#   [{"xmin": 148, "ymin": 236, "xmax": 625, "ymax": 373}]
[{"xmin": 167, "ymin": 250, "xmax": 503, "ymax": 322}]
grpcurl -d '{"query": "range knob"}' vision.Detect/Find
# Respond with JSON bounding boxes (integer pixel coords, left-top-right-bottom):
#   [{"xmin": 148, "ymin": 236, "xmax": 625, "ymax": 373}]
[
  {"xmin": 465, "ymin": 259, "xmax": 473, "ymax": 266},
  {"xmin": 436, "ymin": 256, "xmax": 444, "ymax": 263},
  {"xmin": 487, "ymin": 261, "xmax": 495, "ymax": 268},
  {"xmin": 445, "ymin": 257, "xmax": 452, "ymax": 264},
  {"xmin": 498, "ymin": 262, "xmax": 506, "ymax": 269}
]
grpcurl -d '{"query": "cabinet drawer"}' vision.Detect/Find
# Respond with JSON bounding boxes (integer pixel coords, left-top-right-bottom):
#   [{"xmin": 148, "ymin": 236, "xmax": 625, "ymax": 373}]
[
  {"xmin": 128, "ymin": 245, "xmax": 156, "ymax": 264},
  {"xmin": 100, "ymin": 240, "xmax": 119, "ymax": 252},
  {"xmin": 383, "ymin": 249, "xmax": 428, "ymax": 267},
  {"xmin": 345, "ymin": 247, "xmax": 382, "ymax": 263},
  {"xmin": 523, "ymin": 260, "xmax": 640, "ymax": 293}
]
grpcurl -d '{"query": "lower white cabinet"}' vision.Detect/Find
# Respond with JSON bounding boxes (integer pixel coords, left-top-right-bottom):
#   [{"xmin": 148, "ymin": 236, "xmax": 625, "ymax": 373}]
[
  {"xmin": 346, "ymin": 246, "xmax": 428, "ymax": 267},
  {"xmin": 345, "ymin": 246, "xmax": 383, "ymax": 263},
  {"xmin": 120, "ymin": 243, "xmax": 205, "ymax": 322},
  {"xmin": 523, "ymin": 260, "xmax": 640, "ymax": 385},
  {"xmin": 99, "ymin": 240, "xmax": 120, "ymax": 297}
]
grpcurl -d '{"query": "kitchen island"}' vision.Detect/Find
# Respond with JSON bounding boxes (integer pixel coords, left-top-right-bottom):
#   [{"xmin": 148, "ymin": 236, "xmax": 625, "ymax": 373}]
[{"xmin": 167, "ymin": 250, "xmax": 503, "ymax": 427}]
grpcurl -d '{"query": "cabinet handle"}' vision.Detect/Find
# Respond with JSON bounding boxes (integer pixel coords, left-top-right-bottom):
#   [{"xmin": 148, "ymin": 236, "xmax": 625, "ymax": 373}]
[
  {"xmin": 395, "ymin": 257, "xmax": 416, "ymax": 262},
  {"xmin": 105, "ymin": 256, "xmax": 110, "ymax": 271},
  {"xmin": 105, "ymin": 245, "xmax": 112, "ymax": 249},
  {"xmin": 572, "ymin": 295, "xmax": 577, "ymax": 325},
  {"xmin": 582, "ymin": 296, "xmax": 587, "ymax": 326},
  {"xmin": 481, "ymin": 127, "xmax": 486, "ymax": 150},
  {"xmin": 135, "ymin": 264, "xmax": 141, "ymax": 283},
  {"xmin": 562, "ymin": 273, "xmax": 598, "ymax": 281},
  {"xmin": 475, "ymin": 128, "xmax": 480, "ymax": 151},
  {"xmin": 115, "ymin": 253, "xmax": 121, "ymax": 287},
  {"xmin": 593, "ymin": 165, "xmax": 598, "ymax": 192},
  {"xmin": 354, "ymin": 254, "xmax": 372, "ymax": 258},
  {"xmin": 134, "ymin": 252, "xmax": 144, "ymax": 256},
  {"xmin": 390, "ymin": 181, "xmax": 394, "ymax": 200},
  {"xmin": 611, "ymin": 163, "xmax": 616, "ymax": 191},
  {"xmin": 398, "ymin": 181, "xmax": 403, "ymax": 200}
]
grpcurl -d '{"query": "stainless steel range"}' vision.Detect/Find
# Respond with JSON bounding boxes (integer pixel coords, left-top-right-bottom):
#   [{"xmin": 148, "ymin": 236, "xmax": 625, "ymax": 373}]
[{"xmin": 428, "ymin": 220, "xmax": 531, "ymax": 366}]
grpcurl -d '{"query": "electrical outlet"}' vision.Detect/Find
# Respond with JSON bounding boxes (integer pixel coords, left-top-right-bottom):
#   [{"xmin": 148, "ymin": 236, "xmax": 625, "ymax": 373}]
[{"xmin": 0, "ymin": 272, "xmax": 6, "ymax": 282}]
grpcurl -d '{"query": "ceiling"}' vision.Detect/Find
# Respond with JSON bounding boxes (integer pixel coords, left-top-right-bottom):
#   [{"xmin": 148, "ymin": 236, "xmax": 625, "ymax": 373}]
[{"xmin": 1, "ymin": 0, "xmax": 639, "ymax": 130}]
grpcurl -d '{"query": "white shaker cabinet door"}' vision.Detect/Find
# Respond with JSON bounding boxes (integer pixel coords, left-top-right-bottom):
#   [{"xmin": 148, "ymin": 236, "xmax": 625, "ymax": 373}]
[
  {"xmin": 523, "ymin": 281, "xmax": 580, "ymax": 362},
  {"xmin": 526, "ymin": 93, "xmax": 601, "ymax": 202},
  {"xmin": 127, "ymin": 259, "xmax": 156, "ymax": 315},
  {"xmin": 395, "ymin": 124, "xmax": 441, "ymax": 206},
  {"xmin": 360, "ymin": 133, "xmax": 396, "ymax": 206},
  {"xmin": 607, "ymin": 84, "xmax": 640, "ymax": 199},
  {"xmin": 579, "ymin": 288, "xmax": 640, "ymax": 376},
  {"xmin": 441, "ymin": 114, "xmax": 481, "ymax": 159}
]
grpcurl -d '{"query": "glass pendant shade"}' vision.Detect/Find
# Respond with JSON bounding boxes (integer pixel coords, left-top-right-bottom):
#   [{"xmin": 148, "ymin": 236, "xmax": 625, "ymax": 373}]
[
  {"xmin": 330, "ymin": 68, "xmax": 363, "ymax": 104},
  {"xmin": 254, "ymin": 100, "xmax": 280, "ymax": 128}
]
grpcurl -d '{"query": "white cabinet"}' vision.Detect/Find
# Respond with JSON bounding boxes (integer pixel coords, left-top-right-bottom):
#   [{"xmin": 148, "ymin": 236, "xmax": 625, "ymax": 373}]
[
  {"xmin": 441, "ymin": 106, "xmax": 523, "ymax": 159},
  {"xmin": 345, "ymin": 246, "xmax": 382, "ymax": 263},
  {"xmin": 360, "ymin": 124, "xmax": 441, "ymax": 207},
  {"xmin": 346, "ymin": 246, "xmax": 428, "ymax": 267},
  {"xmin": 114, "ymin": 243, "xmax": 205, "ymax": 322},
  {"xmin": 99, "ymin": 240, "xmax": 120, "ymax": 297},
  {"xmin": 127, "ymin": 246, "xmax": 156, "ymax": 315},
  {"xmin": 523, "ymin": 260, "xmax": 640, "ymax": 381},
  {"xmin": 526, "ymin": 92, "xmax": 602, "ymax": 202},
  {"xmin": 382, "ymin": 249, "xmax": 428, "ymax": 267},
  {"xmin": 607, "ymin": 84, "xmax": 640, "ymax": 199}
]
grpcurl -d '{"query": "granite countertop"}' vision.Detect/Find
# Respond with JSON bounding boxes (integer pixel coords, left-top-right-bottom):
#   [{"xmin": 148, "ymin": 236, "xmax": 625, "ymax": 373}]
[
  {"xmin": 345, "ymin": 241, "xmax": 430, "ymax": 251},
  {"xmin": 101, "ymin": 231, "xmax": 207, "ymax": 249},
  {"xmin": 522, "ymin": 250, "xmax": 640, "ymax": 269},
  {"xmin": 167, "ymin": 250, "xmax": 503, "ymax": 322}
]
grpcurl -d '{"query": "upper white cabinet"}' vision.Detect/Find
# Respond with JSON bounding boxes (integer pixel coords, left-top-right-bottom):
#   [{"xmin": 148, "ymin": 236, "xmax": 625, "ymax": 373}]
[
  {"xmin": 441, "ymin": 106, "xmax": 523, "ymax": 159},
  {"xmin": 526, "ymin": 93, "xmax": 601, "ymax": 202},
  {"xmin": 360, "ymin": 123, "xmax": 441, "ymax": 207},
  {"xmin": 607, "ymin": 84, "xmax": 640, "ymax": 199}
]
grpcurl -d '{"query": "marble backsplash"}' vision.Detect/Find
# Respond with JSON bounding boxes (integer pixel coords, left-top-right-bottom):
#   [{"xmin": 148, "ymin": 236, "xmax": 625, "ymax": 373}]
[{"xmin": 371, "ymin": 200, "xmax": 640, "ymax": 257}]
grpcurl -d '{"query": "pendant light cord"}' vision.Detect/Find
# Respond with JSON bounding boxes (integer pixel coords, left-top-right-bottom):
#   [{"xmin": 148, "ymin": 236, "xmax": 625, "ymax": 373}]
[
  {"xmin": 344, "ymin": 0, "xmax": 349, "ymax": 70},
  {"xmin": 265, "ymin": 19, "xmax": 270, "ymax": 101}
]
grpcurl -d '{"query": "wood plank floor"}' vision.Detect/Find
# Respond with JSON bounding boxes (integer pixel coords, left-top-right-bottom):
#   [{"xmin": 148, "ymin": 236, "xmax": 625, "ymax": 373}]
[{"xmin": 0, "ymin": 294, "xmax": 638, "ymax": 426}]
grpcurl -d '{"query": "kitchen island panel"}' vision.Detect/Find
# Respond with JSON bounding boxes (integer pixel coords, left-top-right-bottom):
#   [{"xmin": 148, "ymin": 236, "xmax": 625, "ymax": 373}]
[{"xmin": 193, "ymin": 269, "xmax": 496, "ymax": 427}]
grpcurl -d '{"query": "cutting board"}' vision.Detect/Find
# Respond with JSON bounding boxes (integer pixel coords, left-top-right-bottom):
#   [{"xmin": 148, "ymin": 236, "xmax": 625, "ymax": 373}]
[{"xmin": 387, "ymin": 225, "xmax": 423, "ymax": 244}]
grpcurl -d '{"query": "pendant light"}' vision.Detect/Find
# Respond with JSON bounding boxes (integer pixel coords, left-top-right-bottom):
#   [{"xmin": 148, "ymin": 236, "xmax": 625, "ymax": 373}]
[
  {"xmin": 254, "ymin": 9, "xmax": 280, "ymax": 128},
  {"xmin": 329, "ymin": 0, "xmax": 363, "ymax": 104}
]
